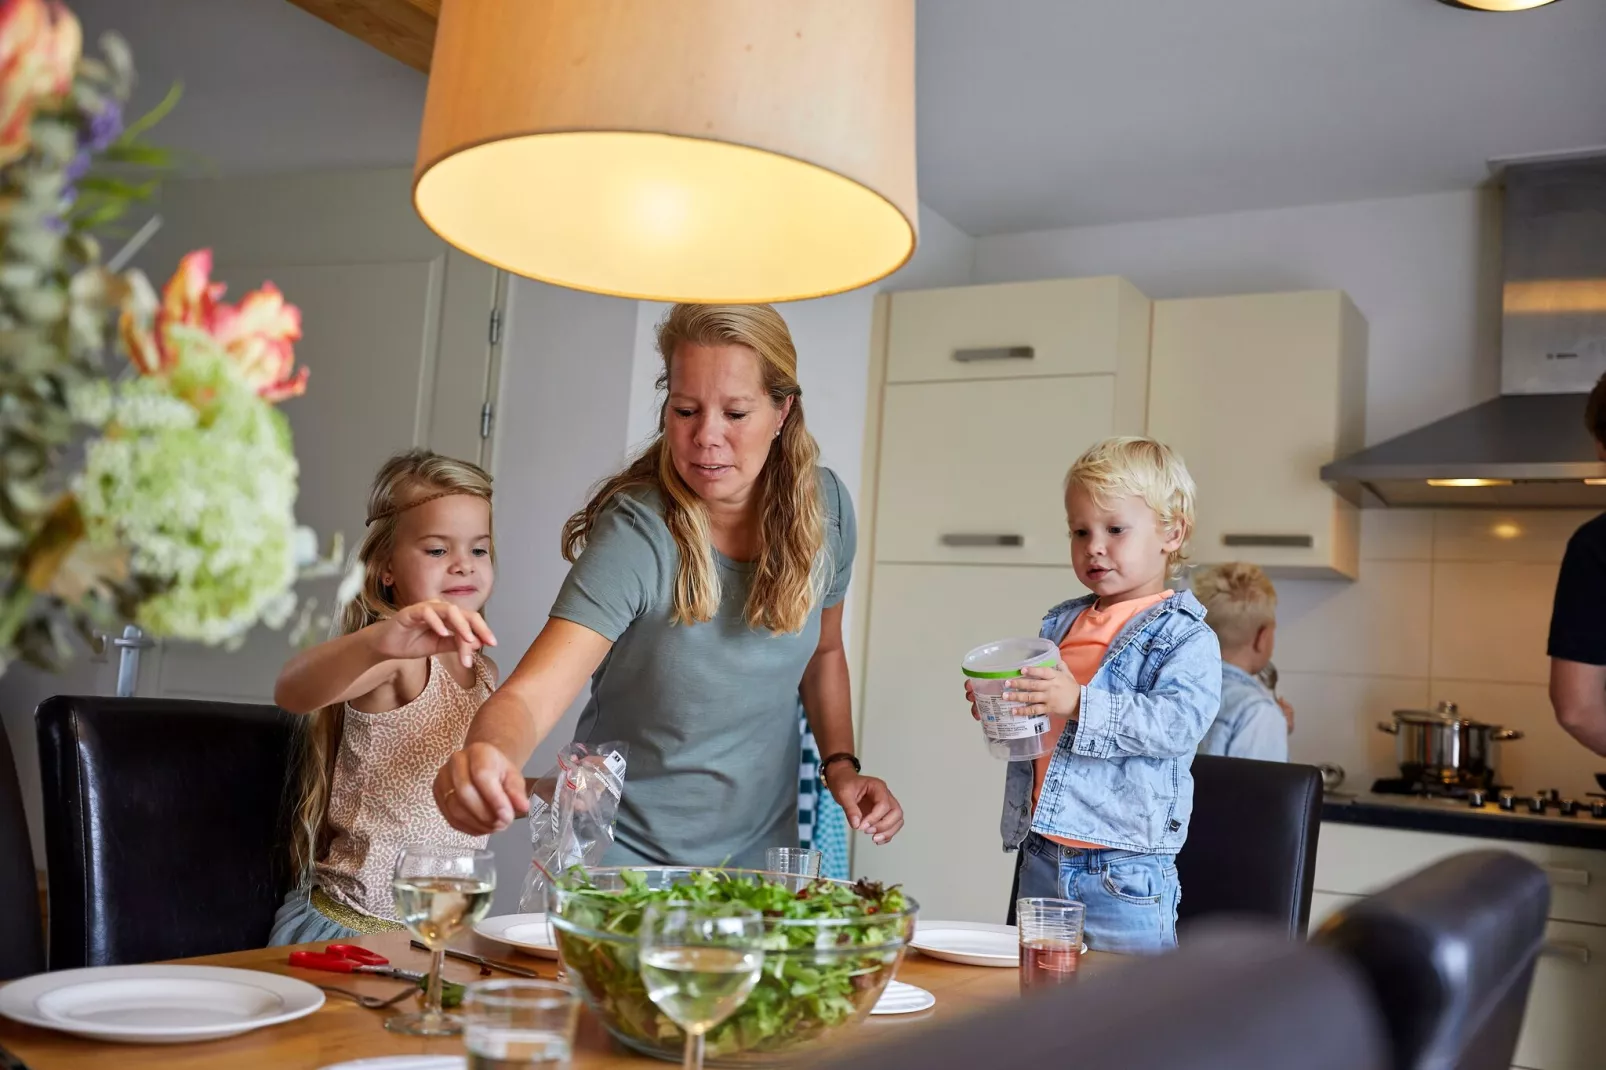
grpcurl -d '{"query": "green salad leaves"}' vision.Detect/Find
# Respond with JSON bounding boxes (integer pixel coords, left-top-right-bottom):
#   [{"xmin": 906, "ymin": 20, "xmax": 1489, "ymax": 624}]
[{"xmin": 551, "ymin": 870, "xmax": 911, "ymax": 1058}]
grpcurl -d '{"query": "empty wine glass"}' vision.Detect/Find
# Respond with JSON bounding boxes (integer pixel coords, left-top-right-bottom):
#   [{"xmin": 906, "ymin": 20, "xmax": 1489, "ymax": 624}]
[
  {"xmin": 387, "ymin": 844, "xmax": 496, "ymax": 1036},
  {"xmin": 638, "ymin": 902, "xmax": 765, "ymax": 1070}
]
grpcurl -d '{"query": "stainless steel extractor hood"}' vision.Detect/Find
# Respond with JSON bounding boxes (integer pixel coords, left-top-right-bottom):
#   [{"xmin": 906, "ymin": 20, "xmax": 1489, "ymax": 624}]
[{"xmin": 1322, "ymin": 157, "xmax": 1606, "ymax": 508}]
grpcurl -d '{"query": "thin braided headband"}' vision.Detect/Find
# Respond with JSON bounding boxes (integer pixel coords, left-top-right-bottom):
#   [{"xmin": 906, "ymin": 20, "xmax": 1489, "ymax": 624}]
[{"xmin": 365, "ymin": 489, "xmax": 491, "ymax": 527}]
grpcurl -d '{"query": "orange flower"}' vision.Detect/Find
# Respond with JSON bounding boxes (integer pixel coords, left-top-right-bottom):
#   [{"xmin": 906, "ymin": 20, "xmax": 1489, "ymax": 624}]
[
  {"xmin": 120, "ymin": 249, "xmax": 308, "ymax": 402},
  {"xmin": 0, "ymin": 0, "xmax": 80, "ymax": 166}
]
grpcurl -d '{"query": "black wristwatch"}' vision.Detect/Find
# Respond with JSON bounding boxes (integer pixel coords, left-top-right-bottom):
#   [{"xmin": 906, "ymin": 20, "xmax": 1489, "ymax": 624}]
[{"xmin": 820, "ymin": 752, "xmax": 861, "ymax": 783}]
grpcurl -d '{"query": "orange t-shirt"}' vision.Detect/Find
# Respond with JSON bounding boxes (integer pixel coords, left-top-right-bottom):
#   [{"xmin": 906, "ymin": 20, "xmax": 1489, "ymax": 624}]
[{"xmin": 1032, "ymin": 590, "xmax": 1173, "ymax": 848}]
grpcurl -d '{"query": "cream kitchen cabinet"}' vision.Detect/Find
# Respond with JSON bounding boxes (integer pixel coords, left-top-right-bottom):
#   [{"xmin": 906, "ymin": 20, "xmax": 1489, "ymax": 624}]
[
  {"xmin": 885, "ymin": 275, "xmax": 1149, "ymax": 411},
  {"xmin": 873, "ymin": 376, "xmax": 1115, "ymax": 566},
  {"xmin": 1147, "ymin": 290, "xmax": 1367, "ymax": 578},
  {"xmin": 1313, "ymin": 822, "xmax": 1606, "ymax": 1070},
  {"xmin": 851, "ymin": 275, "xmax": 1150, "ymax": 912},
  {"xmin": 853, "ymin": 562, "xmax": 1087, "ymax": 923}
]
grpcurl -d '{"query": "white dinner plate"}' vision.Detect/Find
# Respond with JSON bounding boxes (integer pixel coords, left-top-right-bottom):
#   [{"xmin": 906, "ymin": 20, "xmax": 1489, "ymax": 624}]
[
  {"xmin": 318, "ymin": 1058, "xmax": 465, "ymax": 1070},
  {"xmin": 871, "ymin": 981, "xmax": 935, "ymax": 1015},
  {"xmin": 0, "ymin": 965, "xmax": 324, "ymax": 1044},
  {"xmin": 473, "ymin": 912, "xmax": 559, "ymax": 958},
  {"xmin": 910, "ymin": 920, "xmax": 1085, "ymax": 968}
]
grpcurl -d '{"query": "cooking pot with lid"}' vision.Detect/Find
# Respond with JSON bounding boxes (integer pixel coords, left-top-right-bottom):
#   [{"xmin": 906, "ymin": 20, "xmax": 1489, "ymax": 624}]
[{"xmin": 1376, "ymin": 701, "xmax": 1523, "ymax": 784}]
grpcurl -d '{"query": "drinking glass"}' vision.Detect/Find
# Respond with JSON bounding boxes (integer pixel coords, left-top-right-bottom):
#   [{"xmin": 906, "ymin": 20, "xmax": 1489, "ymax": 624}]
[
  {"xmin": 764, "ymin": 847, "xmax": 822, "ymax": 891},
  {"xmin": 387, "ymin": 844, "xmax": 497, "ymax": 1036},
  {"xmin": 462, "ymin": 979, "xmax": 580, "ymax": 1069},
  {"xmin": 1016, "ymin": 897, "xmax": 1084, "ymax": 991},
  {"xmin": 638, "ymin": 902, "xmax": 765, "ymax": 1070}
]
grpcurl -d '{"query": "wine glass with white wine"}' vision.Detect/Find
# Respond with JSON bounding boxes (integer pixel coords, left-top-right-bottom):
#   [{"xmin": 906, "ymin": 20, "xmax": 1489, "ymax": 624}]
[
  {"xmin": 639, "ymin": 902, "xmax": 765, "ymax": 1070},
  {"xmin": 388, "ymin": 844, "xmax": 496, "ymax": 1036}
]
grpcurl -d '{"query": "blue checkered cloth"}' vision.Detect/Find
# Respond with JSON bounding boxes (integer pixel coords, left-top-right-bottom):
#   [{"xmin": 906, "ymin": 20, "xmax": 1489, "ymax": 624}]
[{"xmin": 798, "ymin": 716, "xmax": 850, "ymax": 880}]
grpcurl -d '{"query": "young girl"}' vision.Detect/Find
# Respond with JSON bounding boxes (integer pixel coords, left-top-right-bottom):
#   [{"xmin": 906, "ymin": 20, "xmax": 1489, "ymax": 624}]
[{"xmin": 268, "ymin": 449, "xmax": 499, "ymax": 945}]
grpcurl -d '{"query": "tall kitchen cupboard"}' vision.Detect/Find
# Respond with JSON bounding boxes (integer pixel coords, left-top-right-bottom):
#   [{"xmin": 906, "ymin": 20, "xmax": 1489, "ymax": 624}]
[{"xmin": 852, "ymin": 277, "xmax": 1151, "ymax": 921}]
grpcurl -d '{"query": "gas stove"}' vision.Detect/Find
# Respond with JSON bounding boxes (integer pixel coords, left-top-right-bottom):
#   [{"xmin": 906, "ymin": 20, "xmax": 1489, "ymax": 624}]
[{"xmin": 1369, "ymin": 777, "xmax": 1606, "ymax": 820}]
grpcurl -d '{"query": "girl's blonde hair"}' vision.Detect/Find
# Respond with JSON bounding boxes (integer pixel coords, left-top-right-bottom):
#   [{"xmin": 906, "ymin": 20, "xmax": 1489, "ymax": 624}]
[
  {"xmin": 1192, "ymin": 561, "xmax": 1278, "ymax": 651},
  {"xmin": 1065, "ymin": 436, "xmax": 1197, "ymax": 578},
  {"xmin": 288, "ymin": 449, "xmax": 494, "ymax": 881},
  {"xmin": 562, "ymin": 303, "xmax": 824, "ymax": 635}
]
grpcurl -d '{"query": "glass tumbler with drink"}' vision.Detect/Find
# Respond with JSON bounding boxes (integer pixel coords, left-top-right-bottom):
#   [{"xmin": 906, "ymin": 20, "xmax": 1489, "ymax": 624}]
[
  {"xmin": 388, "ymin": 844, "xmax": 497, "ymax": 1036},
  {"xmin": 638, "ymin": 902, "xmax": 765, "ymax": 1070},
  {"xmin": 462, "ymin": 979, "xmax": 580, "ymax": 1070},
  {"xmin": 1016, "ymin": 897, "xmax": 1084, "ymax": 991},
  {"xmin": 764, "ymin": 847, "xmax": 822, "ymax": 891}
]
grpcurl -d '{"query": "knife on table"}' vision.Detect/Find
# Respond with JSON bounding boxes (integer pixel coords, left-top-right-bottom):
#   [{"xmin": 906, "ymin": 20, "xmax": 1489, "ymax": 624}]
[{"xmin": 410, "ymin": 940, "xmax": 547, "ymax": 979}]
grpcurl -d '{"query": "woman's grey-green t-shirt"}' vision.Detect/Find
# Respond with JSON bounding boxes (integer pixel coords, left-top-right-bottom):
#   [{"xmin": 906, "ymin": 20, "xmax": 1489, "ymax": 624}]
[{"xmin": 550, "ymin": 467, "xmax": 855, "ymax": 869}]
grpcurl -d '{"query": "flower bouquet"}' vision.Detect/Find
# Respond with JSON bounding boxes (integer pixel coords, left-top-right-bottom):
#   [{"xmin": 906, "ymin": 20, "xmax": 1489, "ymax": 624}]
[{"xmin": 0, "ymin": 0, "xmax": 331, "ymax": 675}]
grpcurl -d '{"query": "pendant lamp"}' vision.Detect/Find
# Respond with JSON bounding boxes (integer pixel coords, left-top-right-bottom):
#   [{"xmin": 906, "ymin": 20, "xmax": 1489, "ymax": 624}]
[
  {"xmin": 1436, "ymin": 0, "xmax": 1561, "ymax": 10},
  {"xmin": 413, "ymin": 0, "xmax": 918, "ymax": 304}
]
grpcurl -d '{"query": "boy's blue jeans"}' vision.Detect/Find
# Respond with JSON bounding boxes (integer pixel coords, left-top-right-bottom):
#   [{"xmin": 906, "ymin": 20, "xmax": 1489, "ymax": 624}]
[{"xmin": 1017, "ymin": 832, "xmax": 1181, "ymax": 954}]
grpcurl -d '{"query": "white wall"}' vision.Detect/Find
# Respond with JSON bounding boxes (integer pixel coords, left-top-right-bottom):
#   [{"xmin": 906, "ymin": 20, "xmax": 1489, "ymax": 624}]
[
  {"xmin": 972, "ymin": 187, "xmax": 1597, "ymax": 799},
  {"xmin": 479, "ymin": 278, "xmax": 639, "ymax": 910}
]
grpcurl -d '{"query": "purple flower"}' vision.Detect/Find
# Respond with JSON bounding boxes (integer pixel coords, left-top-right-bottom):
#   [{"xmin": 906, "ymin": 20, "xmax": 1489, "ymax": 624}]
[{"xmin": 80, "ymin": 99, "xmax": 122, "ymax": 154}]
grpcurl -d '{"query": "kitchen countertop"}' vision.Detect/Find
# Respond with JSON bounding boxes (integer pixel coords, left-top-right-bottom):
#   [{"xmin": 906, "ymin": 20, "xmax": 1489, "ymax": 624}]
[{"xmin": 1322, "ymin": 791, "xmax": 1606, "ymax": 850}]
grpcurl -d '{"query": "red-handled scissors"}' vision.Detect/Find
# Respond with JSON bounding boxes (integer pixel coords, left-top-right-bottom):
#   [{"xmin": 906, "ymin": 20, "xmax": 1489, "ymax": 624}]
[{"xmin": 288, "ymin": 944, "xmax": 423, "ymax": 981}]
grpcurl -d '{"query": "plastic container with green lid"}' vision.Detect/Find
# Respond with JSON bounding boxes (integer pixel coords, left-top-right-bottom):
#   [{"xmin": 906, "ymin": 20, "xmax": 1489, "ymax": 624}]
[{"xmin": 963, "ymin": 637, "xmax": 1059, "ymax": 761}]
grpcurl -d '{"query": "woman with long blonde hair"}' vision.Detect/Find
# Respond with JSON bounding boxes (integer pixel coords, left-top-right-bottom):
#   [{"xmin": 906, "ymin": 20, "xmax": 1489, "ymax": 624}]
[
  {"xmin": 266, "ymin": 449, "xmax": 498, "ymax": 944},
  {"xmin": 434, "ymin": 304, "xmax": 903, "ymax": 868}
]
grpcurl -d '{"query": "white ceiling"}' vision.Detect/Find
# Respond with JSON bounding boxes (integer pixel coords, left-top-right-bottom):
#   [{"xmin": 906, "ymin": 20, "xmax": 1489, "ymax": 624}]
[
  {"xmin": 916, "ymin": 0, "xmax": 1606, "ymax": 233},
  {"xmin": 70, "ymin": 0, "xmax": 1606, "ymax": 236}
]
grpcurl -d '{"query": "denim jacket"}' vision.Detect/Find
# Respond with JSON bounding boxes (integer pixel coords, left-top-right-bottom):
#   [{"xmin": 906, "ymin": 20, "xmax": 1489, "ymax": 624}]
[
  {"xmin": 1197, "ymin": 663, "xmax": 1288, "ymax": 763},
  {"xmin": 1000, "ymin": 589, "xmax": 1221, "ymax": 855}
]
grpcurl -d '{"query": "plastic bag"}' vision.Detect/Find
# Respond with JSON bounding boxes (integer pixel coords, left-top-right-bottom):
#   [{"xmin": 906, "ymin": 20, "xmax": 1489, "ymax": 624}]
[{"xmin": 518, "ymin": 740, "xmax": 628, "ymax": 912}]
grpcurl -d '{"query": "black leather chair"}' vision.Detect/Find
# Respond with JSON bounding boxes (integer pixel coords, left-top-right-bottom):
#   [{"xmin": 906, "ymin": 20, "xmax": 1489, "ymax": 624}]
[
  {"xmin": 36, "ymin": 695, "xmax": 299, "ymax": 968},
  {"xmin": 1175, "ymin": 754, "xmax": 1323, "ymax": 935},
  {"xmin": 1312, "ymin": 850, "xmax": 1550, "ymax": 1070},
  {"xmin": 807, "ymin": 921, "xmax": 1390, "ymax": 1070},
  {"xmin": 1005, "ymin": 755, "xmax": 1323, "ymax": 935},
  {"xmin": 0, "ymin": 722, "xmax": 46, "ymax": 979}
]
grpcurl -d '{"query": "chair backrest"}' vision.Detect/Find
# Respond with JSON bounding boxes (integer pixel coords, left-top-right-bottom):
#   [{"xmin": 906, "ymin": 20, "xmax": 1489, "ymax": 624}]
[
  {"xmin": 1175, "ymin": 754, "xmax": 1323, "ymax": 935},
  {"xmin": 808, "ymin": 921, "xmax": 1390, "ymax": 1070},
  {"xmin": 1312, "ymin": 850, "xmax": 1550, "ymax": 1070},
  {"xmin": 36, "ymin": 695, "xmax": 299, "ymax": 968},
  {"xmin": 0, "ymin": 721, "xmax": 45, "ymax": 980}
]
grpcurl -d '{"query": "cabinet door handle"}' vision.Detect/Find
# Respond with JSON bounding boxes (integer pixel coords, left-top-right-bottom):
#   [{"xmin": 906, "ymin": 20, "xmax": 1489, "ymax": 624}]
[
  {"xmin": 1542, "ymin": 941, "xmax": 1592, "ymax": 965},
  {"xmin": 940, "ymin": 533, "xmax": 1025, "ymax": 548},
  {"xmin": 1542, "ymin": 865, "xmax": 1592, "ymax": 888},
  {"xmin": 1222, "ymin": 534, "xmax": 1315, "ymax": 549},
  {"xmin": 952, "ymin": 346, "xmax": 1034, "ymax": 363}
]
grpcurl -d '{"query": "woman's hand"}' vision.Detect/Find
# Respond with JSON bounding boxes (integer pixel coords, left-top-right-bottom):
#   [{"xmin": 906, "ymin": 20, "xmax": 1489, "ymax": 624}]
[
  {"xmin": 434, "ymin": 742, "xmax": 530, "ymax": 835},
  {"xmin": 374, "ymin": 600, "xmax": 497, "ymax": 669},
  {"xmin": 1004, "ymin": 662, "xmax": 1081, "ymax": 719},
  {"xmin": 964, "ymin": 679, "xmax": 981, "ymax": 720},
  {"xmin": 1278, "ymin": 697, "xmax": 1296, "ymax": 735},
  {"xmin": 827, "ymin": 770, "xmax": 904, "ymax": 845}
]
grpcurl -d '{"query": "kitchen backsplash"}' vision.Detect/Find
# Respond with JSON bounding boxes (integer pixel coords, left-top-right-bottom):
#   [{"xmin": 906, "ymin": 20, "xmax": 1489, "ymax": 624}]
[{"xmin": 1273, "ymin": 508, "xmax": 1598, "ymax": 799}]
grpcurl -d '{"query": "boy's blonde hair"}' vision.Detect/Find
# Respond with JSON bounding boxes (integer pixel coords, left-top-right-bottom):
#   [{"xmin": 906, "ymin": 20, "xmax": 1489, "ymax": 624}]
[
  {"xmin": 1065, "ymin": 436, "xmax": 1196, "ymax": 577},
  {"xmin": 1192, "ymin": 562, "xmax": 1278, "ymax": 651}
]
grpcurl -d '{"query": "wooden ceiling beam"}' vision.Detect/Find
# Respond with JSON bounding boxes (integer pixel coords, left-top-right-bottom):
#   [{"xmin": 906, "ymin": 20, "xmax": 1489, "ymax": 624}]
[{"xmin": 285, "ymin": 0, "xmax": 440, "ymax": 73}]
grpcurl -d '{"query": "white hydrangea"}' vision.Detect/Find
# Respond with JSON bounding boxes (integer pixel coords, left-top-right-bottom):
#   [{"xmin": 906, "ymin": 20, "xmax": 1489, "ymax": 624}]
[{"xmin": 75, "ymin": 330, "xmax": 302, "ymax": 646}]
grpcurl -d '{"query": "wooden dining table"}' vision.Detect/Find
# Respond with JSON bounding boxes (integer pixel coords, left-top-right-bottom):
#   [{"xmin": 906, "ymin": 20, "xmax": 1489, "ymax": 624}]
[{"xmin": 0, "ymin": 931, "xmax": 1116, "ymax": 1069}]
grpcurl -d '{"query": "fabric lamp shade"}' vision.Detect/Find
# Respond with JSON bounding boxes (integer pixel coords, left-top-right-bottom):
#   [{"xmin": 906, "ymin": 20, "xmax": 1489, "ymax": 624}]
[{"xmin": 413, "ymin": 0, "xmax": 919, "ymax": 303}]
